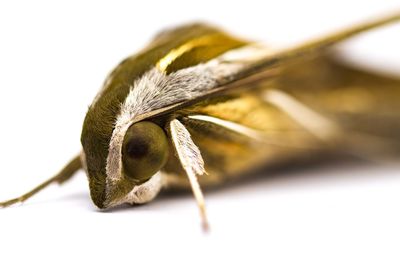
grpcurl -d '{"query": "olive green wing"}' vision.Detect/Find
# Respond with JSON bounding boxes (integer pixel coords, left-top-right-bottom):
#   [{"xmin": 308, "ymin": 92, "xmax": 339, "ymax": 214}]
[{"xmin": 142, "ymin": 13, "xmax": 400, "ymax": 123}]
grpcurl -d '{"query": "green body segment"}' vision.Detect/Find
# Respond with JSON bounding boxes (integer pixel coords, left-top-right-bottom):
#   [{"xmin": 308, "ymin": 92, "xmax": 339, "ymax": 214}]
[{"xmin": 80, "ymin": 23, "xmax": 247, "ymax": 208}]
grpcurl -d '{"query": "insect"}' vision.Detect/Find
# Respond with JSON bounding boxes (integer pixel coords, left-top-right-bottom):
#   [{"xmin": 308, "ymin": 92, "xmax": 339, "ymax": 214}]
[{"xmin": 1, "ymin": 13, "xmax": 400, "ymax": 229}]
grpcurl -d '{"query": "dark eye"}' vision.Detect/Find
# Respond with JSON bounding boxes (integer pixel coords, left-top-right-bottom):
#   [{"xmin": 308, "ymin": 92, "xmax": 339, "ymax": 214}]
[{"xmin": 122, "ymin": 121, "xmax": 169, "ymax": 184}]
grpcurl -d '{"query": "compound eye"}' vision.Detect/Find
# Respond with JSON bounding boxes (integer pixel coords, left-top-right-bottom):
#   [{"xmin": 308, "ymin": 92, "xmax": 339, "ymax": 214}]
[{"xmin": 122, "ymin": 121, "xmax": 169, "ymax": 184}]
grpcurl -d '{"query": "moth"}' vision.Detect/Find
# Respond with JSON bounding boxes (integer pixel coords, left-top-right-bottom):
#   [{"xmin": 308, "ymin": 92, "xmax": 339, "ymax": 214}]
[{"xmin": 1, "ymin": 13, "xmax": 400, "ymax": 229}]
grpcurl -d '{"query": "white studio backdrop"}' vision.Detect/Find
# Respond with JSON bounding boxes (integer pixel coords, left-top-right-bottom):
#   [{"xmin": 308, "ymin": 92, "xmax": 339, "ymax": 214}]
[{"xmin": 0, "ymin": 1, "xmax": 399, "ymax": 268}]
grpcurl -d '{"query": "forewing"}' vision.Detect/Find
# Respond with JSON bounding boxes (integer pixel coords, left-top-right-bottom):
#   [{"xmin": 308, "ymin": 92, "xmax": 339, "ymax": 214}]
[
  {"xmin": 273, "ymin": 55, "xmax": 400, "ymax": 139},
  {"xmin": 162, "ymin": 55, "xmax": 400, "ymax": 189}
]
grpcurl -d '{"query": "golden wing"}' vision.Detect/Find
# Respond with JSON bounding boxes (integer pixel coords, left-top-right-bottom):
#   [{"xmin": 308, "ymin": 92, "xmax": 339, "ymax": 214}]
[
  {"xmin": 136, "ymin": 13, "xmax": 400, "ymax": 122},
  {"xmin": 162, "ymin": 54, "xmax": 400, "ymax": 189}
]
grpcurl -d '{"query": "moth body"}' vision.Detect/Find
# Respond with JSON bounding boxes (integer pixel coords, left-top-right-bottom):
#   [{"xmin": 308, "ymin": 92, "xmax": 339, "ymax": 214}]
[{"xmin": 2, "ymin": 14, "xmax": 400, "ymax": 228}]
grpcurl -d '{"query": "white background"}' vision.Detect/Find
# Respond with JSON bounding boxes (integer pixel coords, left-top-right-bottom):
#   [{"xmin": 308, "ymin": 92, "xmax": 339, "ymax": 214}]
[{"xmin": 0, "ymin": 1, "xmax": 400, "ymax": 267}]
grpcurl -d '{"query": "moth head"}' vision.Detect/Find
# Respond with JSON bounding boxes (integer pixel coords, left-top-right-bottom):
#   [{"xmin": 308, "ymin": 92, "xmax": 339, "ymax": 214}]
[
  {"xmin": 79, "ymin": 33, "xmax": 176, "ymax": 209},
  {"xmin": 80, "ymin": 22, "xmax": 232, "ymax": 209},
  {"xmin": 81, "ymin": 117, "xmax": 170, "ymax": 209}
]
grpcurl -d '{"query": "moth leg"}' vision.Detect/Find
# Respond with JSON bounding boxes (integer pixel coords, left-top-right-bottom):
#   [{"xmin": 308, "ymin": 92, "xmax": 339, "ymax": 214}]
[
  {"xmin": 169, "ymin": 119, "xmax": 209, "ymax": 230},
  {"xmin": 0, "ymin": 155, "xmax": 82, "ymax": 207}
]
